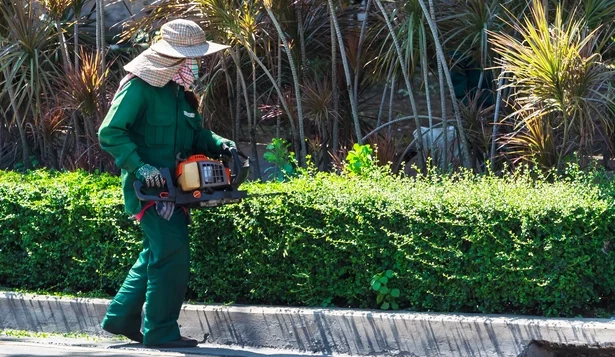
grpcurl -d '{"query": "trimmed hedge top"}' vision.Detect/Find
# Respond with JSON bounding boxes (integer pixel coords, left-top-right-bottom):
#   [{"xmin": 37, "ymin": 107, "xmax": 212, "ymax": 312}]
[{"xmin": 1, "ymin": 168, "xmax": 615, "ymax": 317}]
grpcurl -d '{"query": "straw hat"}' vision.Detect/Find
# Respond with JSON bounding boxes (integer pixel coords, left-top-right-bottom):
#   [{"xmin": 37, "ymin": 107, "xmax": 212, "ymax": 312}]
[
  {"xmin": 124, "ymin": 19, "xmax": 230, "ymax": 87},
  {"xmin": 151, "ymin": 19, "xmax": 230, "ymax": 58}
]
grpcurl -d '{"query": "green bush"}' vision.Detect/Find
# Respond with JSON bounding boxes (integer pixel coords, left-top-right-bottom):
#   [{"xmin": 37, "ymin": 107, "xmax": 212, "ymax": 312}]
[
  {"xmin": 0, "ymin": 170, "xmax": 142, "ymax": 295},
  {"xmin": 1, "ymin": 168, "xmax": 615, "ymax": 317}
]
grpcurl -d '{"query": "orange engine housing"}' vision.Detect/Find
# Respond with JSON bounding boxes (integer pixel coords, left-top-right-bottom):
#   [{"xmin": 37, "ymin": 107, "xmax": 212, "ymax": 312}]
[{"xmin": 176, "ymin": 155, "xmax": 231, "ymax": 192}]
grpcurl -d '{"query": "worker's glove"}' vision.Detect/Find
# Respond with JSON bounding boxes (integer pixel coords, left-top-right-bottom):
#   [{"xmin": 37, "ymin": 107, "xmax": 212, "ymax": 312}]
[
  {"xmin": 156, "ymin": 201, "xmax": 175, "ymax": 221},
  {"xmin": 135, "ymin": 164, "xmax": 165, "ymax": 188},
  {"xmin": 221, "ymin": 140, "xmax": 236, "ymax": 155}
]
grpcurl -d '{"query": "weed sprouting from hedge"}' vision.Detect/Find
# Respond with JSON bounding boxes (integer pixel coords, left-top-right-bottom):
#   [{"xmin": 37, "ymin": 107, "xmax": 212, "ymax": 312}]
[{"xmin": 1, "ymin": 167, "xmax": 615, "ymax": 317}]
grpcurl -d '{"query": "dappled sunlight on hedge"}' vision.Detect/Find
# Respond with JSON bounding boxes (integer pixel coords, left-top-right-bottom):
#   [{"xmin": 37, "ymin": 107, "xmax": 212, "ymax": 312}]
[{"xmin": 1, "ymin": 168, "xmax": 615, "ymax": 317}]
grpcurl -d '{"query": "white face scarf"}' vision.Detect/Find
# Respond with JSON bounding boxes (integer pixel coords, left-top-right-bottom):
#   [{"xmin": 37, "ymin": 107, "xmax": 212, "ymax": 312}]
[{"xmin": 172, "ymin": 58, "xmax": 199, "ymax": 90}]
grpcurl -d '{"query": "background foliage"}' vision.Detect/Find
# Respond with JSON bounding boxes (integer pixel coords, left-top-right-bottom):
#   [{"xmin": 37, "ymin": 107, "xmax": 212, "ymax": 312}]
[
  {"xmin": 2, "ymin": 168, "xmax": 615, "ymax": 317},
  {"xmin": 3, "ymin": 0, "xmax": 615, "ymax": 176}
]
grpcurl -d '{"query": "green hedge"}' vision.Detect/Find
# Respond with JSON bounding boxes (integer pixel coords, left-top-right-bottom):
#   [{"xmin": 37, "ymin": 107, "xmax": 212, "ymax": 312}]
[{"xmin": 1, "ymin": 169, "xmax": 615, "ymax": 317}]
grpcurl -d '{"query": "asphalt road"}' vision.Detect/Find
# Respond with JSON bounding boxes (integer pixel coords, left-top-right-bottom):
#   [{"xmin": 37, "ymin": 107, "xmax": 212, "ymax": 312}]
[{"xmin": 0, "ymin": 338, "xmax": 325, "ymax": 357}]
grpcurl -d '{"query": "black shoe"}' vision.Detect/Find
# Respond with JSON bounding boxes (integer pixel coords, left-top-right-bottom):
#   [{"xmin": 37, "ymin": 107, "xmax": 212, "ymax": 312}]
[
  {"xmin": 102, "ymin": 326, "xmax": 143, "ymax": 343},
  {"xmin": 147, "ymin": 336, "xmax": 199, "ymax": 348},
  {"xmin": 122, "ymin": 331, "xmax": 144, "ymax": 343}
]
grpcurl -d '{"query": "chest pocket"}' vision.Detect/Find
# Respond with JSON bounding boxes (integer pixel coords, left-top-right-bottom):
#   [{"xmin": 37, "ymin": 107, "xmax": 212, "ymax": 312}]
[
  {"xmin": 145, "ymin": 113, "xmax": 175, "ymax": 147},
  {"xmin": 184, "ymin": 111, "xmax": 201, "ymax": 151}
]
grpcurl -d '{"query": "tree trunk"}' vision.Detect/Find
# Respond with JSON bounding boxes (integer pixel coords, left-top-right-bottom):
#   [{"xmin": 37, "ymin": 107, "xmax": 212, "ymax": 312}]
[
  {"xmin": 374, "ymin": 0, "xmax": 425, "ymax": 172},
  {"xmin": 73, "ymin": 111, "xmax": 82, "ymax": 168},
  {"xmin": 417, "ymin": 0, "xmax": 472, "ymax": 169},
  {"xmin": 419, "ymin": 24, "xmax": 435, "ymax": 162},
  {"xmin": 388, "ymin": 74, "xmax": 395, "ymax": 139},
  {"xmin": 377, "ymin": 65, "xmax": 394, "ymax": 129},
  {"xmin": 490, "ymin": 76, "xmax": 505, "ymax": 171},
  {"xmin": 220, "ymin": 56, "xmax": 235, "ymax": 141},
  {"xmin": 353, "ymin": 0, "xmax": 371, "ymax": 113},
  {"xmin": 235, "ymin": 70, "xmax": 241, "ymax": 143},
  {"xmin": 328, "ymin": 0, "xmax": 362, "ymax": 145},
  {"xmin": 330, "ymin": 11, "xmax": 340, "ymax": 154},
  {"xmin": 96, "ymin": 0, "xmax": 106, "ymax": 112},
  {"xmin": 59, "ymin": 124, "xmax": 73, "ymax": 170},
  {"xmin": 238, "ymin": 39, "xmax": 299, "ymax": 155},
  {"xmin": 276, "ymin": 37, "xmax": 282, "ymax": 139},
  {"xmin": 229, "ymin": 49, "xmax": 260, "ymax": 180},
  {"xmin": 250, "ymin": 60, "xmax": 262, "ymax": 180},
  {"xmin": 264, "ymin": 4, "xmax": 307, "ymax": 166},
  {"xmin": 429, "ymin": 0, "xmax": 449, "ymax": 170},
  {"xmin": 296, "ymin": 2, "xmax": 308, "ymax": 79},
  {"xmin": 55, "ymin": 22, "xmax": 72, "ymax": 73}
]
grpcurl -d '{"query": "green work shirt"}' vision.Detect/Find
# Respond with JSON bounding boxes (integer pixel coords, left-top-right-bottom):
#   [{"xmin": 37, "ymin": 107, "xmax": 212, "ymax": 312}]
[{"xmin": 98, "ymin": 77, "xmax": 226, "ymax": 214}]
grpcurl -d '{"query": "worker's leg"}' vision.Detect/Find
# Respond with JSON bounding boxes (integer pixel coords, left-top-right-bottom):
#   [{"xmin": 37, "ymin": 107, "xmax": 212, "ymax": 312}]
[
  {"xmin": 139, "ymin": 207, "xmax": 191, "ymax": 346},
  {"xmin": 101, "ymin": 234, "xmax": 150, "ymax": 339}
]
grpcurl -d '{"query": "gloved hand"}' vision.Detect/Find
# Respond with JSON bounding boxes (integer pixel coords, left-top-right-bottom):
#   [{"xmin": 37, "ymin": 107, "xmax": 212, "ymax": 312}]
[
  {"xmin": 221, "ymin": 140, "xmax": 236, "ymax": 155},
  {"xmin": 156, "ymin": 201, "xmax": 175, "ymax": 221},
  {"xmin": 135, "ymin": 164, "xmax": 165, "ymax": 188}
]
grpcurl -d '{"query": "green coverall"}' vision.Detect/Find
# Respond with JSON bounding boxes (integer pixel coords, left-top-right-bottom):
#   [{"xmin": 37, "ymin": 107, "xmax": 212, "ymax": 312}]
[{"xmin": 98, "ymin": 77, "xmax": 227, "ymax": 346}]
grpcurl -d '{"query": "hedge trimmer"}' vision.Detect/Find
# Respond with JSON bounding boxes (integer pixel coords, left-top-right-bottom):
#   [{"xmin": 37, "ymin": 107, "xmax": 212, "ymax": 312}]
[{"xmin": 134, "ymin": 145, "xmax": 250, "ymax": 208}]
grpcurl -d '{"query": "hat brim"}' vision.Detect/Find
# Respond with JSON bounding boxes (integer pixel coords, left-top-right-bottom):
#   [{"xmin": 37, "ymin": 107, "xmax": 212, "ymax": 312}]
[{"xmin": 150, "ymin": 40, "xmax": 230, "ymax": 59}]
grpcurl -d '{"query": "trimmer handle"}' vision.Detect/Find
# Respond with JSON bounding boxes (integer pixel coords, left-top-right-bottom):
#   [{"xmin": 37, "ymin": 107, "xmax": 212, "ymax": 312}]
[
  {"xmin": 222, "ymin": 143, "xmax": 250, "ymax": 189},
  {"xmin": 133, "ymin": 167, "xmax": 176, "ymax": 202},
  {"xmin": 221, "ymin": 143, "xmax": 244, "ymax": 178}
]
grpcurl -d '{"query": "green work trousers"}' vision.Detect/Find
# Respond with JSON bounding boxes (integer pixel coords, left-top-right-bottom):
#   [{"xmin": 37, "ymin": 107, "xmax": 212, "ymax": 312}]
[{"xmin": 101, "ymin": 207, "xmax": 190, "ymax": 346}]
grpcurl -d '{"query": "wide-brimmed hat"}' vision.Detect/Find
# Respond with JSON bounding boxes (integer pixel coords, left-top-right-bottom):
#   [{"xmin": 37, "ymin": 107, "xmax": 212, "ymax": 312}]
[
  {"xmin": 150, "ymin": 19, "xmax": 230, "ymax": 59},
  {"xmin": 123, "ymin": 19, "xmax": 230, "ymax": 87}
]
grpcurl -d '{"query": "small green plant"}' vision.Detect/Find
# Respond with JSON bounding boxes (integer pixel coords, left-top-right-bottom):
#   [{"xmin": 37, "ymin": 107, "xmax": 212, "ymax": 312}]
[
  {"xmin": 263, "ymin": 138, "xmax": 296, "ymax": 181},
  {"xmin": 371, "ymin": 270, "xmax": 401, "ymax": 310},
  {"xmin": 345, "ymin": 143, "xmax": 374, "ymax": 176},
  {"xmin": 13, "ymin": 155, "xmax": 40, "ymax": 171}
]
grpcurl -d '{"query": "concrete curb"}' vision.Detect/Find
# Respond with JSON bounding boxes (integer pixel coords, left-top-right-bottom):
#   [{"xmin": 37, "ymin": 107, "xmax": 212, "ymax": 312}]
[{"xmin": 2, "ymin": 291, "xmax": 615, "ymax": 356}]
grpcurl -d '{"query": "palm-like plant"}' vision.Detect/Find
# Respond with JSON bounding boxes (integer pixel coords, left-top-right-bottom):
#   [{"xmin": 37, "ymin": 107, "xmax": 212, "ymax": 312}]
[
  {"xmin": 0, "ymin": 0, "xmax": 62, "ymax": 168},
  {"xmin": 490, "ymin": 2, "xmax": 615, "ymax": 171},
  {"xmin": 60, "ymin": 48, "xmax": 110, "ymax": 170},
  {"xmin": 500, "ymin": 114, "xmax": 559, "ymax": 171},
  {"xmin": 302, "ymin": 75, "xmax": 338, "ymax": 169},
  {"xmin": 459, "ymin": 89, "xmax": 495, "ymax": 169},
  {"xmin": 562, "ymin": 0, "xmax": 615, "ymax": 53}
]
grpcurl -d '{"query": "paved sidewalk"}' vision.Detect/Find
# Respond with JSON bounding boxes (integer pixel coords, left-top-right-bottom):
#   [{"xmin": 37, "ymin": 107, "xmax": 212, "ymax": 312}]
[
  {"xmin": 0, "ymin": 336, "xmax": 328, "ymax": 357},
  {"xmin": 3, "ymin": 291, "xmax": 615, "ymax": 356}
]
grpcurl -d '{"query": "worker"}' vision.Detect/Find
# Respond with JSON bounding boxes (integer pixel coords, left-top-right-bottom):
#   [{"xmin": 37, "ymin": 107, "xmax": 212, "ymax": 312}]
[{"xmin": 97, "ymin": 19, "xmax": 234, "ymax": 348}]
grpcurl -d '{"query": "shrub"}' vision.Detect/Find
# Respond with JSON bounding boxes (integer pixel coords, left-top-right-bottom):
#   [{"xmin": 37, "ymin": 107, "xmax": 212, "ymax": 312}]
[
  {"xmin": 1, "ymin": 168, "xmax": 615, "ymax": 316},
  {"xmin": 0, "ymin": 170, "xmax": 141, "ymax": 295}
]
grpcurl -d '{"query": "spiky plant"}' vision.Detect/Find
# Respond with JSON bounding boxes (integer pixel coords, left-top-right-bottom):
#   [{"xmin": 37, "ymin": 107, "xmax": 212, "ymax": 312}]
[
  {"xmin": 562, "ymin": 0, "xmax": 615, "ymax": 53},
  {"xmin": 500, "ymin": 114, "xmax": 559, "ymax": 172},
  {"xmin": 60, "ymin": 48, "xmax": 110, "ymax": 170},
  {"xmin": 62, "ymin": 48, "xmax": 108, "ymax": 127},
  {"xmin": 0, "ymin": 0, "xmax": 62, "ymax": 168},
  {"xmin": 490, "ymin": 2, "xmax": 615, "ymax": 171},
  {"xmin": 459, "ymin": 89, "xmax": 495, "ymax": 170},
  {"xmin": 35, "ymin": 107, "xmax": 70, "ymax": 169},
  {"xmin": 301, "ymin": 74, "xmax": 338, "ymax": 169}
]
